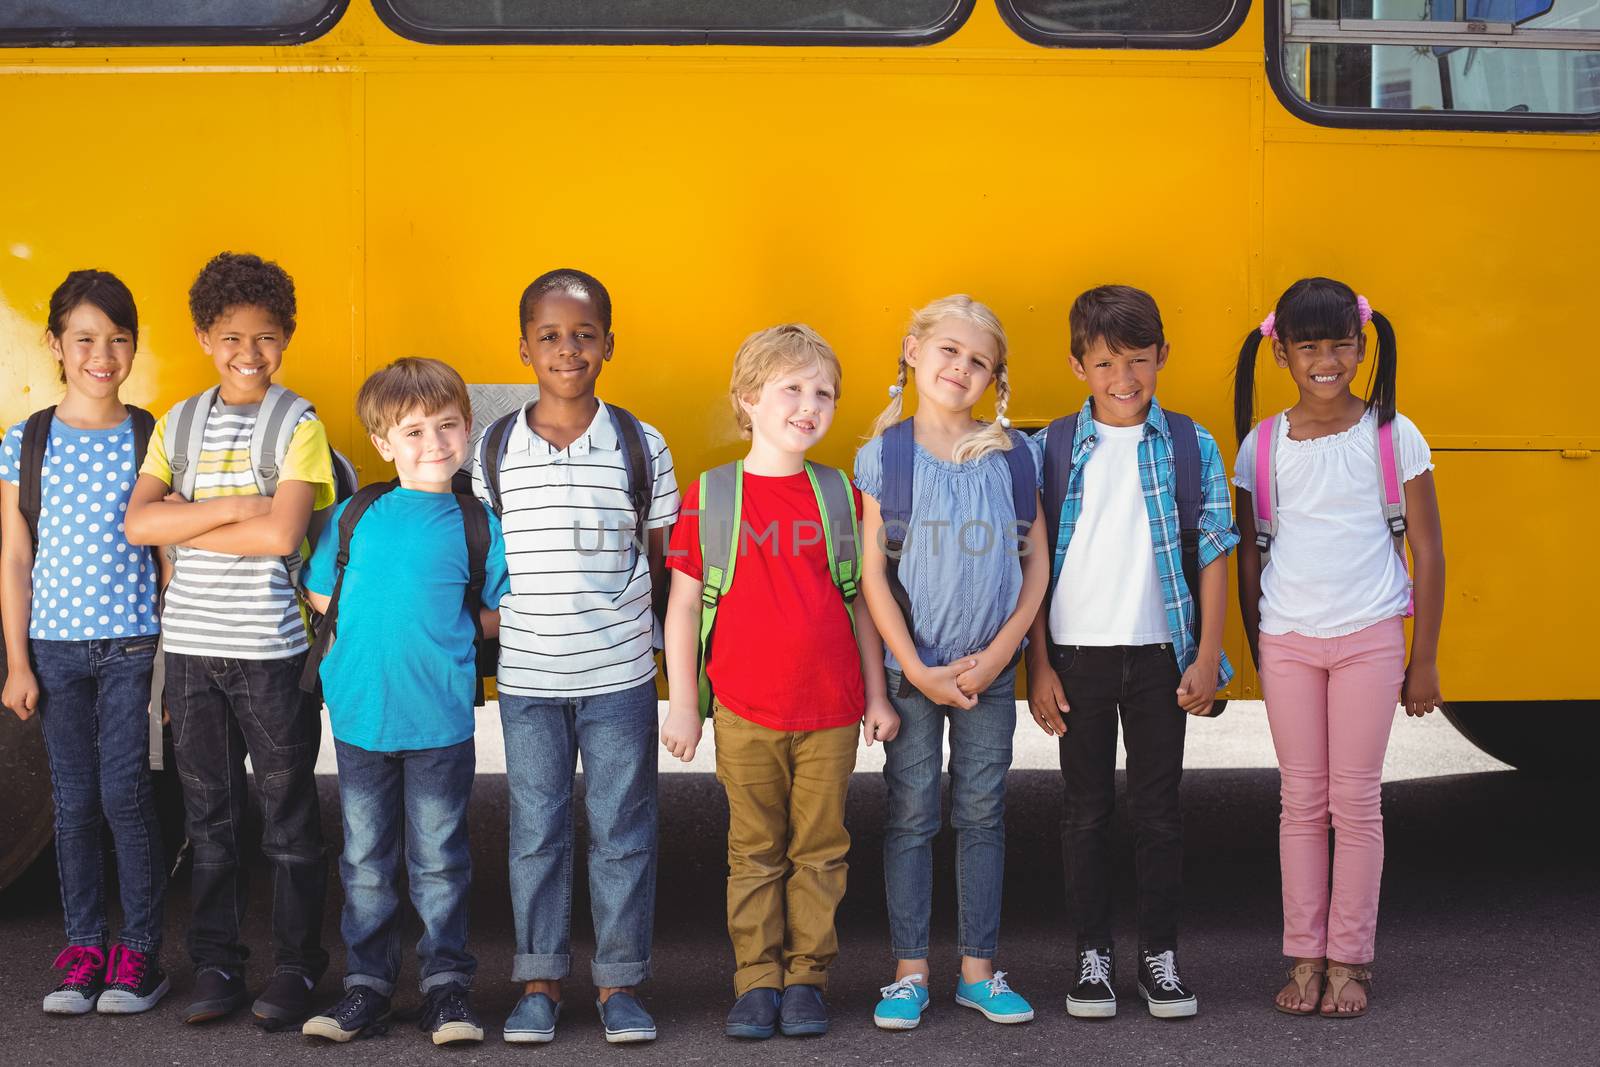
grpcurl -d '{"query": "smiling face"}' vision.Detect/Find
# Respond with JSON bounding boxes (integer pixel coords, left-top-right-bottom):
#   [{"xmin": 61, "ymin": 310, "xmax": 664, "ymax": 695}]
[
  {"xmin": 740, "ymin": 360, "xmax": 838, "ymax": 456},
  {"xmin": 906, "ymin": 316, "xmax": 999, "ymax": 415},
  {"xmin": 1274, "ymin": 333, "xmax": 1365, "ymax": 402},
  {"xmin": 371, "ymin": 402, "xmax": 469, "ymax": 492},
  {"xmin": 519, "ymin": 289, "xmax": 613, "ymax": 402},
  {"xmin": 1070, "ymin": 336, "xmax": 1168, "ymax": 427},
  {"xmin": 49, "ymin": 301, "xmax": 135, "ymax": 402},
  {"xmin": 197, "ymin": 303, "xmax": 287, "ymax": 404}
]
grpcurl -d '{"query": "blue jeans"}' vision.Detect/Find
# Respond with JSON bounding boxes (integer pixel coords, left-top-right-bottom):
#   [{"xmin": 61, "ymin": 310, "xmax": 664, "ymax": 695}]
[
  {"xmin": 333, "ymin": 738, "xmax": 475, "ymax": 996},
  {"xmin": 166, "ymin": 652, "xmax": 328, "ymax": 978},
  {"xmin": 33, "ymin": 637, "xmax": 166, "ymax": 954},
  {"xmin": 500, "ymin": 680, "xmax": 658, "ymax": 987},
  {"xmin": 882, "ymin": 665, "xmax": 1016, "ymax": 960}
]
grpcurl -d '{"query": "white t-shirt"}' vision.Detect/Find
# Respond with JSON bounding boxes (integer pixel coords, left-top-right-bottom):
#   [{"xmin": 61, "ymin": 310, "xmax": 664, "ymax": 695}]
[
  {"xmin": 1049, "ymin": 420, "xmax": 1169, "ymax": 646},
  {"xmin": 1234, "ymin": 408, "xmax": 1432, "ymax": 639}
]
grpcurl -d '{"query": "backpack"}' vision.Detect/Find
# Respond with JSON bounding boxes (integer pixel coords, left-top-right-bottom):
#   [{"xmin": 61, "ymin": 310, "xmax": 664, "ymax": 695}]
[
  {"xmin": 1249, "ymin": 411, "xmax": 1412, "ymax": 616},
  {"xmin": 166, "ymin": 383, "xmax": 358, "ymax": 548},
  {"xmin": 1041, "ymin": 409, "xmax": 1227, "ymax": 715},
  {"xmin": 877, "ymin": 418, "xmax": 1038, "ymax": 698},
  {"xmin": 18, "ymin": 404, "xmax": 168, "ymax": 767},
  {"xmin": 298, "ymin": 481, "xmax": 497, "ymax": 707},
  {"xmin": 694, "ymin": 460, "xmax": 860, "ymax": 719}
]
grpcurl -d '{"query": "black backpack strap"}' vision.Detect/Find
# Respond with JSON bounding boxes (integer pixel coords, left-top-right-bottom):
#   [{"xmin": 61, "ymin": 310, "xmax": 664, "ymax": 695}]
[
  {"xmin": 19, "ymin": 407, "xmax": 56, "ymax": 548},
  {"xmin": 299, "ymin": 481, "xmax": 396, "ymax": 695},
  {"xmin": 607, "ymin": 404, "xmax": 653, "ymax": 546},
  {"xmin": 1165, "ymin": 411, "xmax": 1203, "ymax": 537},
  {"xmin": 1041, "ymin": 413, "xmax": 1080, "ymax": 584},
  {"xmin": 456, "ymin": 492, "xmax": 493, "ymax": 707},
  {"xmin": 128, "ymin": 406, "xmax": 155, "ymax": 469},
  {"xmin": 480, "ymin": 411, "xmax": 518, "ymax": 516},
  {"xmin": 1001, "ymin": 428, "xmax": 1038, "ymax": 529},
  {"xmin": 877, "ymin": 420, "xmax": 919, "ymax": 698}
]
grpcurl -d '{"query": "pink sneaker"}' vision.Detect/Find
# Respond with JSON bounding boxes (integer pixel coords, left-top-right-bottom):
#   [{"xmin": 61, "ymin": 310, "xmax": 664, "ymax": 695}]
[
  {"xmin": 43, "ymin": 945, "xmax": 106, "ymax": 1014},
  {"xmin": 98, "ymin": 944, "xmax": 170, "ymax": 1014}
]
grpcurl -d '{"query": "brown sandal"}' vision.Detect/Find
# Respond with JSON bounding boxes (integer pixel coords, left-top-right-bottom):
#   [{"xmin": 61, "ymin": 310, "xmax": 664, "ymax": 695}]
[
  {"xmin": 1274, "ymin": 961, "xmax": 1325, "ymax": 1016},
  {"xmin": 1321, "ymin": 964, "xmax": 1373, "ymax": 1018}
]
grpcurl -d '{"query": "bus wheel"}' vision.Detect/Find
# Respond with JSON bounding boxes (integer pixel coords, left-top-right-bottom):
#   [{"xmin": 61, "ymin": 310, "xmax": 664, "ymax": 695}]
[{"xmin": 1442, "ymin": 701, "xmax": 1598, "ymax": 775}]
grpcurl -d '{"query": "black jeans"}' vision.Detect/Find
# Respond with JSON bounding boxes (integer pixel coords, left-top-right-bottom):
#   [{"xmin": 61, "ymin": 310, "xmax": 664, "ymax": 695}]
[
  {"xmin": 166, "ymin": 651, "xmax": 328, "ymax": 979},
  {"xmin": 1053, "ymin": 643, "xmax": 1186, "ymax": 953}
]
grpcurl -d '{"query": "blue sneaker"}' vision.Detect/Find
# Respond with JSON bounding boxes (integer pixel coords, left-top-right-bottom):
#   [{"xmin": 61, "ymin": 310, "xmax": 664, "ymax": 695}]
[
  {"xmin": 597, "ymin": 991, "xmax": 657, "ymax": 1043},
  {"xmin": 873, "ymin": 975, "xmax": 930, "ymax": 1031},
  {"xmin": 725, "ymin": 987, "xmax": 781, "ymax": 1039},
  {"xmin": 503, "ymin": 992, "xmax": 560, "ymax": 1043},
  {"xmin": 955, "ymin": 971, "xmax": 1035, "ymax": 1024}
]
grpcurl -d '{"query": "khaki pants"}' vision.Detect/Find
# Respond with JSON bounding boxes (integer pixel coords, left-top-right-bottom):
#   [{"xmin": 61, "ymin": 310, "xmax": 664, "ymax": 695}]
[{"xmin": 712, "ymin": 701, "xmax": 857, "ymax": 995}]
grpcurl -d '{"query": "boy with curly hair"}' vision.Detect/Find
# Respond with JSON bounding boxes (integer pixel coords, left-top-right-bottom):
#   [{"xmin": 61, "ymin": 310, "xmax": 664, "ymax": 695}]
[{"xmin": 126, "ymin": 252, "xmax": 336, "ymax": 1027}]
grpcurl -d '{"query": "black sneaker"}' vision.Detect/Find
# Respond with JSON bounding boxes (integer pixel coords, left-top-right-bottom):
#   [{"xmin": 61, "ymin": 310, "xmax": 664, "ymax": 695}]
[
  {"xmin": 1138, "ymin": 948, "xmax": 1198, "ymax": 1019},
  {"xmin": 1066, "ymin": 947, "xmax": 1117, "ymax": 1019},
  {"xmin": 186, "ymin": 967, "xmax": 249, "ymax": 1024},
  {"xmin": 418, "ymin": 982, "xmax": 484, "ymax": 1045},
  {"xmin": 254, "ymin": 970, "xmax": 316, "ymax": 1027},
  {"xmin": 97, "ymin": 945, "xmax": 171, "ymax": 1014},
  {"xmin": 42, "ymin": 945, "xmax": 108, "ymax": 1015},
  {"xmin": 303, "ymin": 985, "xmax": 392, "ymax": 1042}
]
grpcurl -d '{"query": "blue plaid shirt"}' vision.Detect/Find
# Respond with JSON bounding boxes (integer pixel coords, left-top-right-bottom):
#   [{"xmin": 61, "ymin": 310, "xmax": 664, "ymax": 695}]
[{"xmin": 1031, "ymin": 398, "xmax": 1239, "ymax": 686}]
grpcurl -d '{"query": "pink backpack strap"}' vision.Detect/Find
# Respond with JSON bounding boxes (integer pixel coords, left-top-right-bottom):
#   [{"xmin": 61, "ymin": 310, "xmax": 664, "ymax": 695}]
[
  {"xmin": 1252, "ymin": 413, "xmax": 1280, "ymax": 555},
  {"xmin": 1375, "ymin": 417, "xmax": 1414, "ymax": 617}
]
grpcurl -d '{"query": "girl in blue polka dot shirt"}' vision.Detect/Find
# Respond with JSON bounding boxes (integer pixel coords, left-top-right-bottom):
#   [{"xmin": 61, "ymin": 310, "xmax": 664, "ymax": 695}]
[{"xmin": 1, "ymin": 271, "xmax": 170, "ymax": 1017}]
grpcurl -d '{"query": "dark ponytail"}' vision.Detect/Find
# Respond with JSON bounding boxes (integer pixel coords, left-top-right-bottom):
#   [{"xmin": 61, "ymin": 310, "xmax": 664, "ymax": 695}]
[
  {"xmin": 1367, "ymin": 308, "xmax": 1397, "ymax": 426},
  {"xmin": 1234, "ymin": 327, "xmax": 1265, "ymax": 444}
]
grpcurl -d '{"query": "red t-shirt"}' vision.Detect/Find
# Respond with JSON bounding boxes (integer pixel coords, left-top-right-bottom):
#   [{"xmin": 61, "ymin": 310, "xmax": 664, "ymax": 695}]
[{"xmin": 668, "ymin": 468, "xmax": 865, "ymax": 732}]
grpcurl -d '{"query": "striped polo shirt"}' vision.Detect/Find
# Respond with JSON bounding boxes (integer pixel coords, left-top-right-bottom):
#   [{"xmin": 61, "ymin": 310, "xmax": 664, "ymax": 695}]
[
  {"xmin": 473, "ymin": 397, "xmax": 679, "ymax": 699},
  {"xmin": 141, "ymin": 400, "xmax": 335, "ymax": 660}
]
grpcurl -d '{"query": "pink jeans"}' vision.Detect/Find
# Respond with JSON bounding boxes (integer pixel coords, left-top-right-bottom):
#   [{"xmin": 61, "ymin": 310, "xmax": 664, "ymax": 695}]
[{"xmin": 1259, "ymin": 616, "xmax": 1406, "ymax": 964}]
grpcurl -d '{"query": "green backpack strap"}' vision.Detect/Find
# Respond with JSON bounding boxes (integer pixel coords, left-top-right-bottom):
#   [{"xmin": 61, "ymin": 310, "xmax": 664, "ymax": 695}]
[
  {"xmin": 696, "ymin": 461, "xmax": 743, "ymax": 719},
  {"xmin": 804, "ymin": 461, "xmax": 861, "ymax": 608}
]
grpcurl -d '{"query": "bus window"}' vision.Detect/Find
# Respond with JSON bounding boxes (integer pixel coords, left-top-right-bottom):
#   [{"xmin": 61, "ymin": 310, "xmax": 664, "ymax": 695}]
[
  {"xmin": 372, "ymin": 0, "xmax": 971, "ymax": 44},
  {"xmin": 0, "ymin": 0, "xmax": 344, "ymax": 46},
  {"xmin": 1272, "ymin": 0, "xmax": 1600, "ymax": 129},
  {"xmin": 998, "ymin": 1, "xmax": 1247, "ymax": 48}
]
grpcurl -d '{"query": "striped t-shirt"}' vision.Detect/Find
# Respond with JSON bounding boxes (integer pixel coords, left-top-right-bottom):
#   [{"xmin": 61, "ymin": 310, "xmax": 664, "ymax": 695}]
[
  {"xmin": 473, "ymin": 398, "xmax": 679, "ymax": 698},
  {"xmin": 140, "ymin": 400, "xmax": 335, "ymax": 660}
]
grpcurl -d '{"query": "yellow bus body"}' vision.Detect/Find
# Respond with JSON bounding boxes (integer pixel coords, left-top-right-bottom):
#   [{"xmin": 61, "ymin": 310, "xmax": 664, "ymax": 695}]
[{"xmin": 1, "ymin": 5, "xmax": 1594, "ymax": 701}]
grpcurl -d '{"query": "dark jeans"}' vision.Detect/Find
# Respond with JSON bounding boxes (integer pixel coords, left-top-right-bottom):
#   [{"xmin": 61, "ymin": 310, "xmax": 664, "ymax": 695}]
[
  {"xmin": 1053, "ymin": 643, "xmax": 1186, "ymax": 952},
  {"xmin": 333, "ymin": 738, "xmax": 476, "ymax": 996},
  {"xmin": 33, "ymin": 637, "xmax": 166, "ymax": 954},
  {"xmin": 166, "ymin": 651, "xmax": 328, "ymax": 979}
]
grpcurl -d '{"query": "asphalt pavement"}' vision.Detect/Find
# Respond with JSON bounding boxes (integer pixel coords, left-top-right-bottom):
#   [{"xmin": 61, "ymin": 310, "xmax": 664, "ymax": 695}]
[{"xmin": 2, "ymin": 706, "xmax": 1595, "ymax": 1066}]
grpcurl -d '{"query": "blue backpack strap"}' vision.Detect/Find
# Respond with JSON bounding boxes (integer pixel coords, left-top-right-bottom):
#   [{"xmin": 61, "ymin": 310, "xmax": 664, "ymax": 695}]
[
  {"xmin": 456, "ymin": 492, "xmax": 494, "ymax": 707},
  {"xmin": 875, "ymin": 421, "xmax": 919, "ymax": 696},
  {"xmin": 1165, "ymin": 411, "xmax": 1202, "ymax": 536},
  {"xmin": 479, "ymin": 411, "xmax": 518, "ymax": 517},
  {"xmin": 299, "ymin": 480, "xmax": 397, "ymax": 696},
  {"xmin": 1001, "ymin": 428, "xmax": 1037, "ymax": 529},
  {"xmin": 1041, "ymin": 413, "xmax": 1080, "ymax": 585},
  {"xmin": 18, "ymin": 406, "xmax": 56, "ymax": 548}
]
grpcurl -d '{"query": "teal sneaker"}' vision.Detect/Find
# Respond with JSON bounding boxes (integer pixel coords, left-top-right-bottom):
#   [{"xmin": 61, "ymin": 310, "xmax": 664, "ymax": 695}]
[
  {"xmin": 955, "ymin": 971, "xmax": 1035, "ymax": 1024},
  {"xmin": 873, "ymin": 975, "xmax": 929, "ymax": 1031}
]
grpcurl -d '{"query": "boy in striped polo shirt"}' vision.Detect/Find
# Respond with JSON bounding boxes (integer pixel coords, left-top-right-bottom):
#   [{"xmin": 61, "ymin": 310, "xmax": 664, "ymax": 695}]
[
  {"xmin": 125, "ymin": 253, "xmax": 335, "ymax": 1028},
  {"xmin": 475, "ymin": 269, "xmax": 679, "ymax": 1045}
]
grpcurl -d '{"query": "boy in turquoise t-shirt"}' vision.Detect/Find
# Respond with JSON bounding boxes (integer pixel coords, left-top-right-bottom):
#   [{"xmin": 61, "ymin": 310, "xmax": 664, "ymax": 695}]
[{"xmin": 299, "ymin": 358, "xmax": 508, "ymax": 1047}]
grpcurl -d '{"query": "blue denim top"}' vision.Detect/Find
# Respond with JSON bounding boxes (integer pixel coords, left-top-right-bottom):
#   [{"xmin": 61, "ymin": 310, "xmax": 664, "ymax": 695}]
[{"xmin": 854, "ymin": 433, "xmax": 1038, "ymax": 674}]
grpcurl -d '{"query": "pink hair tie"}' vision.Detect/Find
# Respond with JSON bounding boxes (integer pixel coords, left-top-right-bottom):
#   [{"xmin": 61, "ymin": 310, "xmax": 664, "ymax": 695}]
[
  {"xmin": 1356, "ymin": 295, "xmax": 1372, "ymax": 327},
  {"xmin": 1258, "ymin": 312, "xmax": 1276, "ymax": 339}
]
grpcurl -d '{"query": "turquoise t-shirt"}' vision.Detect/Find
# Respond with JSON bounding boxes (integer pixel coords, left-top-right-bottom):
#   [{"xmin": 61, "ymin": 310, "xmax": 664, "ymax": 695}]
[
  {"xmin": 0, "ymin": 415, "xmax": 160, "ymax": 641},
  {"xmin": 303, "ymin": 487, "xmax": 510, "ymax": 752}
]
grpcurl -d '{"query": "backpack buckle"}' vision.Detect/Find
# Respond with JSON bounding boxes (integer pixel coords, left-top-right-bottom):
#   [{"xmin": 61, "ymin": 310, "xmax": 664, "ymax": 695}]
[
  {"xmin": 1254, "ymin": 531, "xmax": 1272, "ymax": 552},
  {"xmin": 1387, "ymin": 515, "xmax": 1407, "ymax": 538}
]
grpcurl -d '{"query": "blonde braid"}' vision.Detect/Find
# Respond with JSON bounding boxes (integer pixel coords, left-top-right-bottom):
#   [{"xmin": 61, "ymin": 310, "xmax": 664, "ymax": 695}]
[
  {"xmin": 867, "ymin": 351, "xmax": 910, "ymax": 439},
  {"xmin": 952, "ymin": 359, "xmax": 1014, "ymax": 464}
]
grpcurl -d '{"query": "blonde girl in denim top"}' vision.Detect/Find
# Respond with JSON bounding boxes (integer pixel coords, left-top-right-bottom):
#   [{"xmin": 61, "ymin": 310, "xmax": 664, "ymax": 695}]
[{"xmin": 854, "ymin": 295, "xmax": 1049, "ymax": 1030}]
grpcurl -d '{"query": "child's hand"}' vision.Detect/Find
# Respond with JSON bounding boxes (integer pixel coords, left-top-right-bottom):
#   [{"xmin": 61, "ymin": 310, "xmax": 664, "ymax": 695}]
[
  {"xmin": 909, "ymin": 661, "xmax": 978, "ymax": 710},
  {"xmin": 1402, "ymin": 659, "xmax": 1442, "ymax": 717},
  {"xmin": 955, "ymin": 648, "xmax": 1006, "ymax": 700},
  {"xmin": 660, "ymin": 704, "xmax": 703, "ymax": 762},
  {"xmin": 2, "ymin": 668, "xmax": 39, "ymax": 721},
  {"xmin": 862, "ymin": 699, "xmax": 900, "ymax": 747},
  {"xmin": 1176, "ymin": 659, "xmax": 1219, "ymax": 717},
  {"xmin": 1027, "ymin": 657, "xmax": 1069, "ymax": 736}
]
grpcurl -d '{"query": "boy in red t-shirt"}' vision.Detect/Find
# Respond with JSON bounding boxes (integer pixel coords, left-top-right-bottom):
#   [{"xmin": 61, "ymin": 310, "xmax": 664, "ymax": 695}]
[{"xmin": 661, "ymin": 324, "xmax": 898, "ymax": 1041}]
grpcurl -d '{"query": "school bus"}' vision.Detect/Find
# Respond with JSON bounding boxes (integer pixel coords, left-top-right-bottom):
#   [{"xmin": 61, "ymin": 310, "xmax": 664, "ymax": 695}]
[{"xmin": 1, "ymin": 2, "xmax": 1596, "ymax": 886}]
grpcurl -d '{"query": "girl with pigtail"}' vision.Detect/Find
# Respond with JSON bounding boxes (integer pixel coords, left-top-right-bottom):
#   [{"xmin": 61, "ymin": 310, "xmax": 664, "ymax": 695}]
[
  {"xmin": 853, "ymin": 295, "xmax": 1048, "ymax": 1031},
  {"xmin": 1233, "ymin": 278, "xmax": 1445, "ymax": 1020}
]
